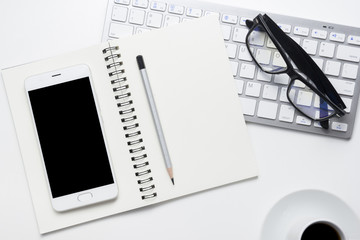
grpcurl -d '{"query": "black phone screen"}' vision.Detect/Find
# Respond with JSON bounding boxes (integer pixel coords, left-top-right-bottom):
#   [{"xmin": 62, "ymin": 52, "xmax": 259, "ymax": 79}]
[{"xmin": 28, "ymin": 77, "xmax": 114, "ymax": 198}]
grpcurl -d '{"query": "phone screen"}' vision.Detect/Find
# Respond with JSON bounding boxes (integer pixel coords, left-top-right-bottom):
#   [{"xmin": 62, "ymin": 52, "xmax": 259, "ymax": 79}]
[{"xmin": 28, "ymin": 77, "xmax": 114, "ymax": 198}]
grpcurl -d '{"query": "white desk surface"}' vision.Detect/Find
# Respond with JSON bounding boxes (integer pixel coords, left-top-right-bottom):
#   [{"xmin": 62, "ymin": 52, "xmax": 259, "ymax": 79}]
[{"xmin": 0, "ymin": 0, "xmax": 359, "ymax": 239}]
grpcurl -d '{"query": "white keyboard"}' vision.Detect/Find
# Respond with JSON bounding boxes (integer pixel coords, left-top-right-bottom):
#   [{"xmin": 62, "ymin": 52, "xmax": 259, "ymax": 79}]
[{"xmin": 102, "ymin": 0, "xmax": 360, "ymax": 138}]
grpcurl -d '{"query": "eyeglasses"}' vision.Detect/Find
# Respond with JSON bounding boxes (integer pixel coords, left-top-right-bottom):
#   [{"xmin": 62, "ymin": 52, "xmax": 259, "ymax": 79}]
[{"xmin": 245, "ymin": 14, "xmax": 346, "ymax": 129}]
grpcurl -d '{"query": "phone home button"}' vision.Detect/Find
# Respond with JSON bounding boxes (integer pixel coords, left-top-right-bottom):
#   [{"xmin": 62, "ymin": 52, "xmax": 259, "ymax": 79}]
[{"xmin": 77, "ymin": 192, "xmax": 93, "ymax": 202}]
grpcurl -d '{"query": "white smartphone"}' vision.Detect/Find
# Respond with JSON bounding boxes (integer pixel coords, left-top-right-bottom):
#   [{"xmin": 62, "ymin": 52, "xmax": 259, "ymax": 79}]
[{"xmin": 25, "ymin": 64, "xmax": 118, "ymax": 212}]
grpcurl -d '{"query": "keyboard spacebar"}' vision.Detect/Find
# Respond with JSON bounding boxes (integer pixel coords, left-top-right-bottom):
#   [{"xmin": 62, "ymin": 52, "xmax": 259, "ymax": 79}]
[{"xmin": 109, "ymin": 23, "xmax": 134, "ymax": 38}]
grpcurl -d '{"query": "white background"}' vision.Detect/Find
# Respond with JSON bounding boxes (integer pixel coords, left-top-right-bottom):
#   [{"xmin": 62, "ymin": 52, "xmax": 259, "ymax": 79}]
[{"xmin": 0, "ymin": 0, "xmax": 359, "ymax": 239}]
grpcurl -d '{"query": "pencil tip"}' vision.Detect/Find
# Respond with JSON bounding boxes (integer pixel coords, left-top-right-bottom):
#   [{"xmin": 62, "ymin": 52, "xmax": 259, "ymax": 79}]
[{"xmin": 171, "ymin": 178, "xmax": 175, "ymax": 185}]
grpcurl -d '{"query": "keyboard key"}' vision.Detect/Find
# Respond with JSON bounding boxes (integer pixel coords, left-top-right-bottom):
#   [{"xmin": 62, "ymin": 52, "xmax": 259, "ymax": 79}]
[
  {"xmin": 294, "ymin": 26, "xmax": 309, "ymax": 36},
  {"xmin": 341, "ymin": 97, "xmax": 352, "ymax": 113},
  {"xmin": 164, "ymin": 15, "xmax": 180, "ymax": 27},
  {"xmin": 257, "ymin": 101, "xmax": 278, "ymax": 119},
  {"xmin": 133, "ymin": 0, "xmax": 149, "ymax": 8},
  {"xmin": 136, "ymin": 27, "xmax": 151, "ymax": 34},
  {"xmin": 186, "ymin": 8, "xmax": 202, "ymax": 18},
  {"xmin": 336, "ymin": 45, "xmax": 360, "ymax": 62},
  {"xmin": 342, "ymin": 63, "xmax": 358, "ymax": 79},
  {"xmin": 245, "ymin": 81, "xmax": 261, "ymax": 97},
  {"xmin": 236, "ymin": 80, "xmax": 244, "ymax": 94},
  {"xmin": 278, "ymin": 23, "xmax": 291, "ymax": 33},
  {"xmin": 313, "ymin": 95, "xmax": 333, "ymax": 110},
  {"xmin": 329, "ymin": 78, "xmax": 355, "ymax": 96},
  {"xmin": 296, "ymin": 90, "xmax": 313, "ymax": 106},
  {"xmin": 248, "ymin": 30, "xmax": 266, "ymax": 46},
  {"xmin": 225, "ymin": 43, "xmax": 237, "ymax": 59},
  {"xmin": 302, "ymin": 39, "xmax": 318, "ymax": 55},
  {"xmin": 240, "ymin": 17, "xmax": 252, "ymax": 26},
  {"xmin": 205, "ymin": 11, "xmax": 220, "ymax": 20},
  {"xmin": 347, "ymin": 35, "xmax": 360, "ymax": 45},
  {"xmin": 329, "ymin": 32, "xmax": 345, "ymax": 42},
  {"xmin": 168, "ymin": 4, "xmax": 184, "ymax": 15},
  {"xmin": 324, "ymin": 60, "xmax": 341, "ymax": 76},
  {"xmin": 230, "ymin": 61, "xmax": 239, "ymax": 76},
  {"xmin": 112, "ymin": 6, "xmax": 128, "ymax": 22},
  {"xmin": 312, "ymin": 57, "xmax": 324, "ymax": 69},
  {"xmin": 129, "ymin": 9, "xmax": 145, "ymax": 25},
  {"xmin": 256, "ymin": 49, "xmax": 271, "ymax": 64},
  {"xmin": 274, "ymin": 74, "xmax": 289, "ymax": 85},
  {"xmin": 266, "ymin": 38, "xmax": 276, "ymax": 49},
  {"xmin": 319, "ymin": 42, "xmax": 335, "ymax": 58},
  {"xmin": 279, "ymin": 105, "xmax": 295, "ymax": 122},
  {"xmin": 273, "ymin": 51, "xmax": 287, "ymax": 67},
  {"xmin": 146, "ymin": 12, "xmax": 163, "ymax": 28},
  {"xmin": 115, "ymin": 0, "xmax": 130, "ymax": 5},
  {"xmin": 290, "ymin": 36, "xmax": 301, "ymax": 45},
  {"xmin": 311, "ymin": 29, "xmax": 327, "ymax": 39},
  {"xmin": 296, "ymin": 116, "xmax": 311, "ymax": 125},
  {"xmin": 221, "ymin": 25, "xmax": 231, "ymax": 40},
  {"xmin": 240, "ymin": 63, "xmax": 256, "ymax": 79},
  {"xmin": 109, "ymin": 23, "xmax": 134, "ymax": 38},
  {"xmin": 233, "ymin": 27, "xmax": 248, "ymax": 43},
  {"xmin": 150, "ymin": 1, "xmax": 166, "ymax": 11},
  {"xmin": 280, "ymin": 87, "xmax": 289, "ymax": 102},
  {"xmin": 240, "ymin": 97, "xmax": 256, "ymax": 116},
  {"xmin": 331, "ymin": 122, "xmax": 348, "ymax": 132},
  {"xmin": 222, "ymin": 14, "xmax": 238, "ymax": 24},
  {"xmin": 262, "ymin": 84, "xmax": 278, "ymax": 100},
  {"xmin": 238, "ymin": 45, "xmax": 253, "ymax": 62},
  {"xmin": 257, "ymin": 70, "xmax": 272, "ymax": 82}
]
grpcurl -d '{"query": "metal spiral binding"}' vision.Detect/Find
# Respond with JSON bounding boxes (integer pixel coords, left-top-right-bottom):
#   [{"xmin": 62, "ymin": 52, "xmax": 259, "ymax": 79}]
[{"xmin": 103, "ymin": 44, "xmax": 156, "ymax": 200}]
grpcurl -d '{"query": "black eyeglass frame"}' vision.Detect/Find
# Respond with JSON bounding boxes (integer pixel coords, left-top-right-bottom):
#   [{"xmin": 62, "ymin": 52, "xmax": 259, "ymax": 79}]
[{"xmin": 245, "ymin": 14, "xmax": 346, "ymax": 123}]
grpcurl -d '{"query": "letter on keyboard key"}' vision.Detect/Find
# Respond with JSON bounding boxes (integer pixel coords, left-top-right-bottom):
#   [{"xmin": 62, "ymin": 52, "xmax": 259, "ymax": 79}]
[
  {"xmin": 342, "ymin": 63, "xmax": 358, "ymax": 79},
  {"xmin": 129, "ymin": 9, "xmax": 145, "ymax": 25},
  {"xmin": 112, "ymin": 6, "xmax": 128, "ymax": 22},
  {"xmin": 233, "ymin": 28, "xmax": 248, "ymax": 43},
  {"xmin": 240, "ymin": 63, "xmax": 256, "ymax": 79},
  {"xmin": 279, "ymin": 105, "xmax": 295, "ymax": 122},
  {"xmin": 109, "ymin": 23, "xmax": 134, "ymax": 38},
  {"xmin": 329, "ymin": 78, "xmax": 355, "ymax": 96},
  {"xmin": 337, "ymin": 45, "xmax": 360, "ymax": 62},
  {"xmin": 245, "ymin": 81, "xmax": 261, "ymax": 97},
  {"xmin": 257, "ymin": 101, "xmax": 278, "ymax": 119},
  {"xmin": 146, "ymin": 12, "xmax": 163, "ymax": 28},
  {"xmin": 240, "ymin": 97, "xmax": 257, "ymax": 116}
]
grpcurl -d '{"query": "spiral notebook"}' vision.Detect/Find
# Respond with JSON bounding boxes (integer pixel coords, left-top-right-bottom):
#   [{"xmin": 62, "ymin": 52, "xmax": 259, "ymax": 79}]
[{"xmin": 1, "ymin": 16, "xmax": 258, "ymax": 233}]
